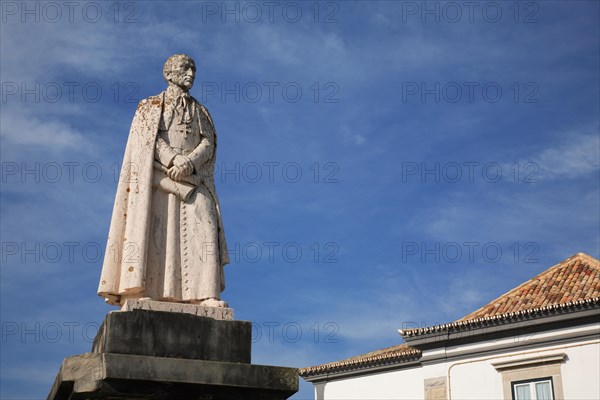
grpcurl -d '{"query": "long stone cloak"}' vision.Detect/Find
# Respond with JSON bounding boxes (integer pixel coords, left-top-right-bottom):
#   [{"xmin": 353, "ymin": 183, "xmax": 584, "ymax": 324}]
[{"xmin": 98, "ymin": 92, "xmax": 228, "ymax": 305}]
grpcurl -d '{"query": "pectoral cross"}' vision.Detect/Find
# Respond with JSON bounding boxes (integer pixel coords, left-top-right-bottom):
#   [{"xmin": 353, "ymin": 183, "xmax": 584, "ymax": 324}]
[{"xmin": 176, "ymin": 121, "xmax": 193, "ymax": 138}]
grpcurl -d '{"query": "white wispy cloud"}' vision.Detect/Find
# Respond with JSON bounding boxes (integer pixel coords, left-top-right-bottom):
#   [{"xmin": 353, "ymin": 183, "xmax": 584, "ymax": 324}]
[
  {"xmin": 1, "ymin": 110, "xmax": 93, "ymax": 154},
  {"xmin": 1, "ymin": 12, "xmax": 191, "ymax": 82},
  {"xmin": 529, "ymin": 128, "xmax": 599, "ymax": 179}
]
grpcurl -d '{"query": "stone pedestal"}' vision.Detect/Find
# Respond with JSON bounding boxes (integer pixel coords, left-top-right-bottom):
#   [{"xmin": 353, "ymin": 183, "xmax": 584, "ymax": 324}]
[
  {"xmin": 121, "ymin": 299, "xmax": 234, "ymax": 320},
  {"xmin": 47, "ymin": 308, "xmax": 298, "ymax": 400}
]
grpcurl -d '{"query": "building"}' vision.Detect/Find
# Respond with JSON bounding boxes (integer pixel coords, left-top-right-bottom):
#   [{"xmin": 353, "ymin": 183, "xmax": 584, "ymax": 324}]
[{"xmin": 300, "ymin": 253, "xmax": 600, "ymax": 400}]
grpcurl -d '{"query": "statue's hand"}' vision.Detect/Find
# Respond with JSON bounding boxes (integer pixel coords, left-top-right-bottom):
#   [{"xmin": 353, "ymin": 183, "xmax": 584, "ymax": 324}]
[
  {"xmin": 168, "ymin": 165, "xmax": 186, "ymax": 181},
  {"xmin": 172, "ymin": 155, "xmax": 193, "ymax": 177},
  {"xmin": 167, "ymin": 166, "xmax": 178, "ymax": 181}
]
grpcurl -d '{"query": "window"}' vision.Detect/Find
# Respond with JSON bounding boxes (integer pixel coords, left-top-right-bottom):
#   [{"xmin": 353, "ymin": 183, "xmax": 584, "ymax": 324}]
[
  {"xmin": 512, "ymin": 378, "xmax": 554, "ymax": 400},
  {"xmin": 494, "ymin": 353, "xmax": 565, "ymax": 400}
]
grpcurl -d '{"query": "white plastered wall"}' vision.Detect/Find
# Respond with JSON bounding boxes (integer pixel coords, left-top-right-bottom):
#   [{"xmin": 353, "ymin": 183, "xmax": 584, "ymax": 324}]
[{"xmin": 310, "ymin": 322, "xmax": 600, "ymax": 400}]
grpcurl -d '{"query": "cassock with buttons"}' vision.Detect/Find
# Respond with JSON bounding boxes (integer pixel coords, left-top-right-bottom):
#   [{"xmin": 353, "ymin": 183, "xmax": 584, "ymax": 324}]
[{"xmin": 98, "ymin": 84, "xmax": 229, "ymax": 306}]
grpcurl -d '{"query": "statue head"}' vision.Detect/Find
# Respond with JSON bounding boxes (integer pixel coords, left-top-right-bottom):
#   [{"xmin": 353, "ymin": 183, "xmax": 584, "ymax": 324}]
[{"xmin": 163, "ymin": 54, "xmax": 196, "ymax": 90}]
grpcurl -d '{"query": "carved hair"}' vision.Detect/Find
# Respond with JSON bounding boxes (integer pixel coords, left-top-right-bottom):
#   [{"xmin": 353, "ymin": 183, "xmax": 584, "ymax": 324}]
[{"xmin": 163, "ymin": 54, "xmax": 195, "ymax": 82}]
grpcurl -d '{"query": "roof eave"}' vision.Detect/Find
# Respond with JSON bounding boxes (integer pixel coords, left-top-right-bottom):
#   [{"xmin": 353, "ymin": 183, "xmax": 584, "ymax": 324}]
[
  {"xmin": 401, "ymin": 301, "xmax": 600, "ymax": 348},
  {"xmin": 300, "ymin": 354, "xmax": 422, "ymax": 382}
]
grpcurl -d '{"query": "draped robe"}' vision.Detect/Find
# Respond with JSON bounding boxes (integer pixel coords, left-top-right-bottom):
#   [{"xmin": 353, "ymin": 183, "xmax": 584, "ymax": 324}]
[{"xmin": 98, "ymin": 91, "xmax": 228, "ymax": 306}]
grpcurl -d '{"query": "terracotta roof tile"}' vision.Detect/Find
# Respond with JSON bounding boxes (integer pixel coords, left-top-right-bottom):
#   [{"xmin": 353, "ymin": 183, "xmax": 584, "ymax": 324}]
[
  {"xmin": 299, "ymin": 343, "xmax": 420, "ymax": 377},
  {"xmin": 301, "ymin": 253, "xmax": 600, "ymax": 376},
  {"xmin": 401, "ymin": 253, "xmax": 600, "ymax": 337},
  {"xmin": 459, "ymin": 253, "xmax": 600, "ymax": 321}
]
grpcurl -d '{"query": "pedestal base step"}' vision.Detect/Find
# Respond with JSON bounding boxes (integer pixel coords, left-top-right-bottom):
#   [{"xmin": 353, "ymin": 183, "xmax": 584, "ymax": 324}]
[{"xmin": 48, "ymin": 353, "xmax": 298, "ymax": 400}]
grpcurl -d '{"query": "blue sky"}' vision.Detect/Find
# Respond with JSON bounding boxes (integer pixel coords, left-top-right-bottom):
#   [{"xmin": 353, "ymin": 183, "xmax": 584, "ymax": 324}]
[{"xmin": 1, "ymin": 1, "xmax": 599, "ymax": 398}]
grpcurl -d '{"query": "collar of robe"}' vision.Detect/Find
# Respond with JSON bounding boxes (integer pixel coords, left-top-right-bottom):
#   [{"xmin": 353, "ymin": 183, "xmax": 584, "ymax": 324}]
[{"xmin": 166, "ymin": 84, "xmax": 194, "ymax": 125}]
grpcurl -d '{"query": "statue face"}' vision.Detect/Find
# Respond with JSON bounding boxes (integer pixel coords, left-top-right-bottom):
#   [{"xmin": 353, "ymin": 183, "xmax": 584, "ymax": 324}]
[{"xmin": 168, "ymin": 58, "xmax": 196, "ymax": 90}]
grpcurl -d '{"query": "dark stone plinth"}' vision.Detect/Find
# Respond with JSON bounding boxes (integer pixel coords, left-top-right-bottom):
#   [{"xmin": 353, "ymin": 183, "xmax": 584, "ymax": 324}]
[
  {"xmin": 92, "ymin": 310, "xmax": 251, "ymax": 363},
  {"xmin": 48, "ymin": 310, "xmax": 298, "ymax": 400},
  {"xmin": 48, "ymin": 353, "xmax": 298, "ymax": 400}
]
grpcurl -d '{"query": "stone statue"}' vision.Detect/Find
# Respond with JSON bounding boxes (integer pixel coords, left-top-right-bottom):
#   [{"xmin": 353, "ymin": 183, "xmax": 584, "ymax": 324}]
[{"xmin": 98, "ymin": 54, "xmax": 229, "ymax": 308}]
